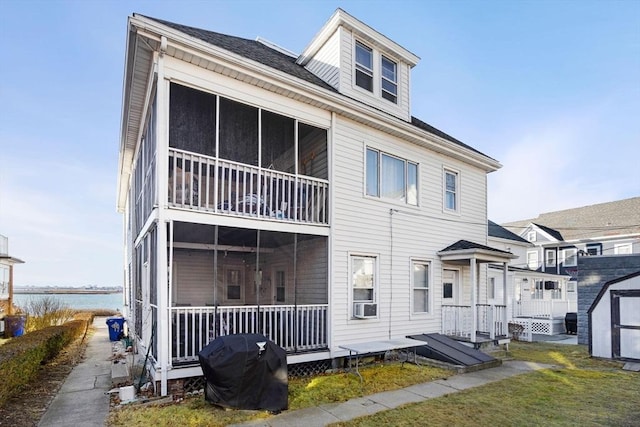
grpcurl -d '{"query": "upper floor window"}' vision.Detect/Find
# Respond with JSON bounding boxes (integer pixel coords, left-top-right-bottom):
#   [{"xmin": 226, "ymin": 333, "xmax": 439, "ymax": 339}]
[
  {"xmin": 545, "ymin": 249, "xmax": 556, "ymax": 267},
  {"xmin": 381, "ymin": 56, "xmax": 397, "ymax": 103},
  {"xmin": 561, "ymin": 248, "xmax": 577, "ymax": 267},
  {"xmin": 614, "ymin": 243, "xmax": 632, "ymax": 255},
  {"xmin": 527, "ymin": 251, "xmax": 539, "ymax": 269},
  {"xmin": 586, "ymin": 243, "xmax": 602, "ymax": 256},
  {"xmin": 527, "ymin": 231, "xmax": 537, "ymax": 242},
  {"xmin": 444, "ymin": 170, "xmax": 458, "ymax": 212},
  {"xmin": 366, "ymin": 148, "xmax": 418, "ymax": 205},
  {"xmin": 355, "ymin": 41, "xmax": 373, "ymax": 92}
]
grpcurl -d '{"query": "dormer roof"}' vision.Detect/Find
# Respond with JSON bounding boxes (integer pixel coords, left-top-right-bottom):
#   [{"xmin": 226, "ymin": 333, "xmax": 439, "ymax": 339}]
[{"xmin": 296, "ymin": 8, "xmax": 420, "ymax": 67}]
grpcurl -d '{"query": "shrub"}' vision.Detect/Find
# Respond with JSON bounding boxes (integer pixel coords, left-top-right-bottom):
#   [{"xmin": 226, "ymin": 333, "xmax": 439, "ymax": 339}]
[
  {"xmin": 18, "ymin": 296, "xmax": 76, "ymax": 332},
  {"xmin": 0, "ymin": 318, "xmax": 89, "ymax": 406}
]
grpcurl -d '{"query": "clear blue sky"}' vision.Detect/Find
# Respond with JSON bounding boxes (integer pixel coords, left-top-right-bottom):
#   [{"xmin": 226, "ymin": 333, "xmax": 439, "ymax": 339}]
[{"xmin": 1, "ymin": 0, "xmax": 638, "ymax": 286}]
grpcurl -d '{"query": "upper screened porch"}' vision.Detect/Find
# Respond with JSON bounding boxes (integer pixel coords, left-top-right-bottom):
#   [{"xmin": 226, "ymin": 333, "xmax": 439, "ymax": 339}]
[{"xmin": 167, "ymin": 83, "xmax": 329, "ymax": 225}]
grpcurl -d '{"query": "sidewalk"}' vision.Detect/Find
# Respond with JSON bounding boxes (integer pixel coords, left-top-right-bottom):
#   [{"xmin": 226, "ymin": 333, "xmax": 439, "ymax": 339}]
[
  {"xmin": 234, "ymin": 360, "xmax": 553, "ymax": 427},
  {"xmin": 38, "ymin": 317, "xmax": 112, "ymax": 427}
]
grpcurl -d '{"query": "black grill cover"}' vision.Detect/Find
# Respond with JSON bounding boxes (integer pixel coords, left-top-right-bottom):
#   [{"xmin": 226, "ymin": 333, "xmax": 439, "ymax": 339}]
[{"xmin": 198, "ymin": 334, "xmax": 288, "ymax": 412}]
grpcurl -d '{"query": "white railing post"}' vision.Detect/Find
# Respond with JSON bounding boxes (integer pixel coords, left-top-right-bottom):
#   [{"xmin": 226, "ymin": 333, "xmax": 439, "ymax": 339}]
[{"xmin": 489, "ymin": 305, "xmax": 495, "ymax": 339}]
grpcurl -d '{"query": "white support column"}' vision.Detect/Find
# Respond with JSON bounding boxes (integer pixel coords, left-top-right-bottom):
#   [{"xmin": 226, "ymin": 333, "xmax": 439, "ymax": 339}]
[
  {"xmin": 503, "ymin": 261, "xmax": 509, "ymax": 329},
  {"xmin": 155, "ymin": 40, "xmax": 170, "ymax": 397},
  {"xmin": 470, "ymin": 257, "xmax": 477, "ymax": 343}
]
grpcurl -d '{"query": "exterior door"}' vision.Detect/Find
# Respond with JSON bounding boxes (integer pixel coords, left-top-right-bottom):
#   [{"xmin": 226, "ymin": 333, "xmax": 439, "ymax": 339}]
[
  {"xmin": 443, "ymin": 269, "xmax": 459, "ymax": 305},
  {"xmin": 611, "ymin": 290, "xmax": 640, "ymax": 361}
]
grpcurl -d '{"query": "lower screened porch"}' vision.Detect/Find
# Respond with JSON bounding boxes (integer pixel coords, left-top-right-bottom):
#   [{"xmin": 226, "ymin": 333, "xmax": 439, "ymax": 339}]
[{"xmin": 169, "ymin": 222, "xmax": 328, "ymax": 364}]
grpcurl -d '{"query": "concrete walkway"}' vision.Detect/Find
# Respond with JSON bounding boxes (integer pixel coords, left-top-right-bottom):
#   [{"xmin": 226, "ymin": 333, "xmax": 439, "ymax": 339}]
[
  {"xmin": 234, "ymin": 360, "xmax": 553, "ymax": 427},
  {"xmin": 38, "ymin": 317, "xmax": 112, "ymax": 427}
]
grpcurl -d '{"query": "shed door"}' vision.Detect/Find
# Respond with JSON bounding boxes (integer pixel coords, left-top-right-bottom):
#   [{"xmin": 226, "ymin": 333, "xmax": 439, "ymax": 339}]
[{"xmin": 611, "ymin": 290, "xmax": 640, "ymax": 361}]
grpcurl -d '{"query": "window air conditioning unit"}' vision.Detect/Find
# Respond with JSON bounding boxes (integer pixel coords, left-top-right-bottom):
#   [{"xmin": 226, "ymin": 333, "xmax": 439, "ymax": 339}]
[{"xmin": 354, "ymin": 302, "xmax": 377, "ymax": 319}]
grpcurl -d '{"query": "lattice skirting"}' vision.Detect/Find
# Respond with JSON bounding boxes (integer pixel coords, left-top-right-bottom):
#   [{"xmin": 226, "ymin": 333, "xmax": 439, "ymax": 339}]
[{"xmin": 511, "ymin": 318, "xmax": 566, "ymax": 340}]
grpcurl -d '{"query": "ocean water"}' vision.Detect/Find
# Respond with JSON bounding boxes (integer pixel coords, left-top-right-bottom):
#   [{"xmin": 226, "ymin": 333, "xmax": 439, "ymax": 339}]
[{"xmin": 12, "ymin": 293, "xmax": 124, "ymax": 311}]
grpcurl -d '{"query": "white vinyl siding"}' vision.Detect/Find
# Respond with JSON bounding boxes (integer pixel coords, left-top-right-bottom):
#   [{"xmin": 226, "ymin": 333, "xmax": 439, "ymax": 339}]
[
  {"xmin": 304, "ymin": 28, "xmax": 342, "ymax": 90},
  {"xmin": 331, "ymin": 116, "xmax": 488, "ymax": 347}
]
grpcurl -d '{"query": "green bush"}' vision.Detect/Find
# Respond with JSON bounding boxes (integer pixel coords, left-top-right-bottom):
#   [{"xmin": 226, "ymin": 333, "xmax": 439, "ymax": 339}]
[{"xmin": 0, "ymin": 318, "xmax": 90, "ymax": 406}]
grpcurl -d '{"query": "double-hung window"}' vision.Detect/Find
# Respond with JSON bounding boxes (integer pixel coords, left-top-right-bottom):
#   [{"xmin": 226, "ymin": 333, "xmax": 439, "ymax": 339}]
[
  {"xmin": 444, "ymin": 170, "xmax": 458, "ymax": 211},
  {"xmin": 366, "ymin": 148, "xmax": 418, "ymax": 205},
  {"xmin": 527, "ymin": 251, "xmax": 539, "ymax": 269},
  {"xmin": 355, "ymin": 41, "xmax": 373, "ymax": 92},
  {"xmin": 545, "ymin": 249, "xmax": 556, "ymax": 267},
  {"xmin": 351, "ymin": 255, "xmax": 376, "ymax": 303},
  {"xmin": 412, "ymin": 261, "xmax": 429, "ymax": 313},
  {"xmin": 381, "ymin": 56, "xmax": 397, "ymax": 103},
  {"xmin": 561, "ymin": 248, "xmax": 577, "ymax": 267}
]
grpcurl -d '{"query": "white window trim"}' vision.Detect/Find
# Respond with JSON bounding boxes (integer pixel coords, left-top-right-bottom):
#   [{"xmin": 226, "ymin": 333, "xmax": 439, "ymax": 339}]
[
  {"xmin": 223, "ymin": 266, "xmax": 245, "ymax": 303},
  {"xmin": 527, "ymin": 251, "xmax": 539, "ymax": 269},
  {"xmin": 410, "ymin": 258, "xmax": 431, "ymax": 317},
  {"xmin": 352, "ymin": 36, "xmax": 402, "ymax": 106},
  {"xmin": 545, "ymin": 249, "xmax": 556, "ymax": 267},
  {"xmin": 614, "ymin": 242, "xmax": 633, "ymax": 255},
  {"xmin": 349, "ymin": 252, "xmax": 379, "ymax": 319},
  {"xmin": 443, "ymin": 167, "xmax": 460, "ymax": 214},
  {"xmin": 561, "ymin": 248, "xmax": 578, "ymax": 267},
  {"xmin": 354, "ymin": 40, "xmax": 374, "ymax": 93},
  {"xmin": 527, "ymin": 231, "xmax": 537, "ymax": 242},
  {"xmin": 365, "ymin": 145, "xmax": 419, "ymax": 206},
  {"xmin": 381, "ymin": 55, "xmax": 398, "ymax": 104}
]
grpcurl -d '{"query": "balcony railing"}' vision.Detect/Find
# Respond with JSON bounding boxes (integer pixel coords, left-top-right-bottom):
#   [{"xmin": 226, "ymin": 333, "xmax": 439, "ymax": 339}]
[
  {"xmin": 442, "ymin": 304, "xmax": 508, "ymax": 341},
  {"xmin": 170, "ymin": 304, "xmax": 328, "ymax": 363},
  {"xmin": 168, "ymin": 148, "xmax": 329, "ymax": 225},
  {"xmin": 512, "ymin": 299, "xmax": 577, "ymax": 319}
]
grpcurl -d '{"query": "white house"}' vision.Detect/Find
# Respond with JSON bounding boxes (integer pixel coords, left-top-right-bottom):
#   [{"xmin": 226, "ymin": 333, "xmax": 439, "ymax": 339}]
[
  {"xmin": 117, "ymin": 9, "xmax": 515, "ymax": 396},
  {"xmin": 488, "ymin": 221, "xmax": 572, "ymax": 337}
]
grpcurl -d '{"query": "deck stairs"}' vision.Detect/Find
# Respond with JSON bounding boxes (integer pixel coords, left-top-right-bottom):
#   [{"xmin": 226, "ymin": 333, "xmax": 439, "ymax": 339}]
[{"xmin": 408, "ymin": 333, "xmax": 501, "ymax": 370}]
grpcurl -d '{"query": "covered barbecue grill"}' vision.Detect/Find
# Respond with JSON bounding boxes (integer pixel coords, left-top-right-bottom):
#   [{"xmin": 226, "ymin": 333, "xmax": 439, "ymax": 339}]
[{"xmin": 198, "ymin": 334, "xmax": 288, "ymax": 412}]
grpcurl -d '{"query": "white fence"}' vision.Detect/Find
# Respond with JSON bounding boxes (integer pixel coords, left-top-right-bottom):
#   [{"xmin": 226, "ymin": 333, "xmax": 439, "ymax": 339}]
[
  {"xmin": 168, "ymin": 148, "xmax": 329, "ymax": 224},
  {"xmin": 170, "ymin": 304, "xmax": 328, "ymax": 363}
]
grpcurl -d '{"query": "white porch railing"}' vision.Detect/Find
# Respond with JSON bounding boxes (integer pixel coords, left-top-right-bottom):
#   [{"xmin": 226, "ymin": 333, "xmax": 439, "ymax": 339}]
[
  {"xmin": 170, "ymin": 304, "xmax": 328, "ymax": 363},
  {"xmin": 442, "ymin": 304, "xmax": 508, "ymax": 341},
  {"xmin": 168, "ymin": 148, "xmax": 329, "ymax": 225},
  {"xmin": 442, "ymin": 305, "xmax": 473, "ymax": 339},
  {"xmin": 512, "ymin": 299, "xmax": 576, "ymax": 319}
]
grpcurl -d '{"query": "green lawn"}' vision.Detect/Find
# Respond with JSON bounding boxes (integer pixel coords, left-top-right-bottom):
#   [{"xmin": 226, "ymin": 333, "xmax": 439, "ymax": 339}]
[{"xmin": 107, "ymin": 342, "xmax": 640, "ymax": 427}]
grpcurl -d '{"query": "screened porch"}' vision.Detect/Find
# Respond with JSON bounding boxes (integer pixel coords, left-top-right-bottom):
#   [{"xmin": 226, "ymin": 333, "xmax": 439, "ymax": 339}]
[{"xmin": 168, "ymin": 222, "xmax": 329, "ymax": 364}]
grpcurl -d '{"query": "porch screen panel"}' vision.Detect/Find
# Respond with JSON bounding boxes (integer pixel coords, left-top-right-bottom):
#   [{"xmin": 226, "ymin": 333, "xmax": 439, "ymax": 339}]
[
  {"xmin": 219, "ymin": 97, "xmax": 258, "ymax": 166},
  {"xmin": 169, "ymin": 83, "xmax": 216, "ymax": 156},
  {"xmin": 298, "ymin": 123, "xmax": 328, "ymax": 180},
  {"xmin": 261, "ymin": 110, "xmax": 294, "ymax": 173}
]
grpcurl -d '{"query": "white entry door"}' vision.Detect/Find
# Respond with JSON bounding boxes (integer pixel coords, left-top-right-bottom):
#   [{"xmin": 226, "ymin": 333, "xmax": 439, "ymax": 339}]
[{"xmin": 443, "ymin": 269, "xmax": 460, "ymax": 305}]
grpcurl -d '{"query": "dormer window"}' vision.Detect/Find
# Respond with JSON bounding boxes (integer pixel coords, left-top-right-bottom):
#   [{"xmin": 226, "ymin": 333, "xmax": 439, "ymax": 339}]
[
  {"xmin": 381, "ymin": 56, "xmax": 397, "ymax": 103},
  {"xmin": 355, "ymin": 41, "xmax": 373, "ymax": 91}
]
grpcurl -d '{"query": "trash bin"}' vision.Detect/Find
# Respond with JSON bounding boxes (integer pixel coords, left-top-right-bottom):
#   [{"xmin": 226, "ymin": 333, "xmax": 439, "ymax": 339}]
[
  {"xmin": 106, "ymin": 317, "xmax": 126, "ymax": 341},
  {"xmin": 565, "ymin": 312, "xmax": 577, "ymax": 335},
  {"xmin": 4, "ymin": 314, "xmax": 27, "ymax": 338}
]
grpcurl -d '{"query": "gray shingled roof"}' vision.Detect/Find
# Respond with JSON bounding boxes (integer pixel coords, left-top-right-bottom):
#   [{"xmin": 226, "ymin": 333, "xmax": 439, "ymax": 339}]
[
  {"xmin": 440, "ymin": 240, "xmax": 513, "ymax": 255},
  {"xmin": 488, "ymin": 220, "xmax": 529, "ymax": 243},
  {"xmin": 503, "ymin": 197, "xmax": 640, "ymax": 241},
  {"xmin": 141, "ymin": 15, "xmax": 491, "ymax": 159}
]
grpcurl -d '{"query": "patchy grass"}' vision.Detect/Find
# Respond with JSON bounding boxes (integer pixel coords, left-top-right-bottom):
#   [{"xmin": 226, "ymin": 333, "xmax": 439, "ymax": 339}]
[
  {"xmin": 332, "ymin": 342, "xmax": 640, "ymax": 427},
  {"xmin": 107, "ymin": 362, "xmax": 451, "ymax": 427}
]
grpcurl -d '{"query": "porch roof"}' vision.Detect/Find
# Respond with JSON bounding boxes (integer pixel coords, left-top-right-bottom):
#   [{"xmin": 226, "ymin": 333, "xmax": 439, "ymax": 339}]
[
  {"xmin": 438, "ymin": 240, "xmax": 516, "ymax": 264},
  {"xmin": 488, "ymin": 263, "xmax": 570, "ymax": 279},
  {"xmin": 0, "ymin": 255, "xmax": 25, "ymax": 265}
]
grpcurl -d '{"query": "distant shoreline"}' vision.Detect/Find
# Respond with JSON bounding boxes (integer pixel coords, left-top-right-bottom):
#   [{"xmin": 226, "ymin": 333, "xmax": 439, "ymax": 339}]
[{"xmin": 14, "ymin": 289, "xmax": 122, "ymax": 295}]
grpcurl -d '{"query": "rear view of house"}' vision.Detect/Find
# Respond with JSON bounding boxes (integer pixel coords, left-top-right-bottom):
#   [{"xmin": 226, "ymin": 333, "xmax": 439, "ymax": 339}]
[{"xmin": 117, "ymin": 9, "xmax": 514, "ymax": 396}]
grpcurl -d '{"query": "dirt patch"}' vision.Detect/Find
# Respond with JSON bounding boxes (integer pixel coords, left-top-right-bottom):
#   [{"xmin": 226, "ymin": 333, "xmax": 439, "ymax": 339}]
[{"xmin": 0, "ymin": 327, "xmax": 93, "ymax": 427}]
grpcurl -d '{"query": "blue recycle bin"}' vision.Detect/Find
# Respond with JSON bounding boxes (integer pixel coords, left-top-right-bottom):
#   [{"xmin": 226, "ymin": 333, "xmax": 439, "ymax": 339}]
[
  {"xmin": 106, "ymin": 317, "xmax": 126, "ymax": 341},
  {"xmin": 4, "ymin": 314, "xmax": 27, "ymax": 338}
]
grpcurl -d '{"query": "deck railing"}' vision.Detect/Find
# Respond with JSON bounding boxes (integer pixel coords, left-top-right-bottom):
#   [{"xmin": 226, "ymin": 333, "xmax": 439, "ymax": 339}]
[
  {"xmin": 442, "ymin": 304, "xmax": 508, "ymax": 341},
  {"xmin": 512, "ymin": 299, "xmax": 576, "ymax": 319},
  {"xmin": 168, "ymin": 148, "xmax": 329, "ymax": 225},
  {"xmin": 170, "ymin": 304, "xmax": 328, "ymax": 363}
]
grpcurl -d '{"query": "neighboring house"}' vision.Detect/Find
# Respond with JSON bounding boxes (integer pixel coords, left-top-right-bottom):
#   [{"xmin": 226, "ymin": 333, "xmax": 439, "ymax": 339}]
[
  {"xmin": 0, "ymin": 234, "xmax": 25, "ymax": 321},
  {"xmin": 488, "ymin": 221, "xmax": 571, "ymax": 336},
  {"xmin": 502, "ymin": 198, "xmax": 640, "ymax": 339},
  {"xmin": 117, "ymin": 9, "xmax": 515, "ymax": 395},
  {"xmin": 588, "ymin": 270, "xmax": 640, "ymax": 362}
]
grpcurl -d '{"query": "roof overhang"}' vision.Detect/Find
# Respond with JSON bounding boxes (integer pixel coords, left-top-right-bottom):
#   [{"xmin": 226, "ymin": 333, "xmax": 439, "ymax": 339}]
[
  {"xmin": 438, "ymin": 248, "xmax": 517, "ymax": 265},
  {"xmin": 117, "ymin": 14, "xmax": 501, "ymax": 210},
  {"xmin": 0, "ymin": 256, "xmax": 25, "ymax": 265},
  {"xmin": 297, "ymin": 8, "xmax": 420, "ymax": 67}
]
